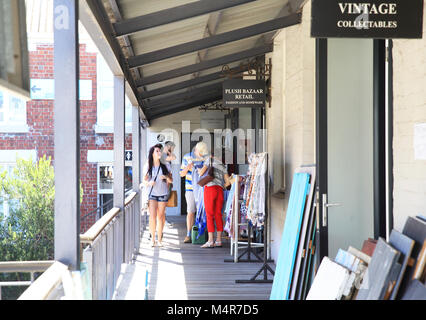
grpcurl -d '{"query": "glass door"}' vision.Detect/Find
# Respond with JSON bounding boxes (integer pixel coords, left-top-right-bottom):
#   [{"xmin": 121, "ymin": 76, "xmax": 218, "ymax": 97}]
[
  {"xmin": 316, "ymin": 38, "xmax": 386, "ymax": 259},
  {"xmin": 326, "ymin": 38, "xmax": 375, "ymax": 258}
]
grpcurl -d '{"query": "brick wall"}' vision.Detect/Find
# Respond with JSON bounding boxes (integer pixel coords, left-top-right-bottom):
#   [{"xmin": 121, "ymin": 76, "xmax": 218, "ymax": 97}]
[{"xmin": 0, "ymin": 43, "xmax": 132, "ymax": 232}]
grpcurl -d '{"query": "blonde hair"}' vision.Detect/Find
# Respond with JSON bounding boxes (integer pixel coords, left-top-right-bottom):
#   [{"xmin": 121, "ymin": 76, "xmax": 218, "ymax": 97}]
[{"xmin": 195, "ymin": 141, "xmax": 208, "ymax": 156}]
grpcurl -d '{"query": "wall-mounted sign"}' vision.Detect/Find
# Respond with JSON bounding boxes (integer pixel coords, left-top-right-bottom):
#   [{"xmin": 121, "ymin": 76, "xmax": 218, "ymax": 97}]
[
  {"xmin": 125, "ymin": 150, "xmax": 133, "ymax": 161},
  {"xmin": 311, "ymin": 0, "xmax": 424, "ymax": 39},
  {"xmin": 30, "ymin": 79, "xmax": 93, "ymax": 100},
  {"xmin": 223, "ymin": 79, "xmax": 266, "ymax": 108}
]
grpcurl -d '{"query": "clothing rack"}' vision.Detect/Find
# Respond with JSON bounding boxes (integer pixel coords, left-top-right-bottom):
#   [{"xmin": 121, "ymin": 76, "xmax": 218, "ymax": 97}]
[
  {"xmin": 236, "ymin": 153, "xmax": 274, "ymax": 283},
  {"xmin": 224, "ymin": 175, "xmax": 266, "ymax": 263},
  {"xmin": 224, "ymin": 152, "xmax": 275, "ymax": 283}
]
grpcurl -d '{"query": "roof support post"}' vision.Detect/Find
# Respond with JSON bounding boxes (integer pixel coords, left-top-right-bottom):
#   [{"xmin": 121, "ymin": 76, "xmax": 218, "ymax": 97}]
[
  {"xmin": 132, "ymin": 105, "xmax": 141, "ymax": 250},
  {"xmin": 113, "ymin": 76, "xmax": 125, "ymax": 263},
  {"xmin": 53, "ymin": 0, "xmax": 80, "ymax": 271}
]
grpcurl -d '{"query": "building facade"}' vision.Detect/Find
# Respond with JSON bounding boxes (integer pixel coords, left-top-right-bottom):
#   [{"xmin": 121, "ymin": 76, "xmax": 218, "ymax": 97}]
[{"xmin": 0, "ymin": 2, "xmax": 133, "ymax": 231}]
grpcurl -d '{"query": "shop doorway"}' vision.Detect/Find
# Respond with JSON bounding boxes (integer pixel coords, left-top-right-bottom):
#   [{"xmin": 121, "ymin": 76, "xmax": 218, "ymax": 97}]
[{"xmin": 316, "ymin": 38, "xmax": 387, "ymax": 259}]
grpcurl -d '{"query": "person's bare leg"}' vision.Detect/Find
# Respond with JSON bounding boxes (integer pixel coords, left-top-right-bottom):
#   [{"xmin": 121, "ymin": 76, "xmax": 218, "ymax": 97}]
[
  {"xmin": 149, "ymin": 200, "xmax": 158, "ymax": 246},
  {"xmin": 216, "ymin": 231, "xmax": 222, "ymax": 244},
  {"xmin": 187, "ymin": 212, "xmax": 195, "ymax": 234},
  {"xmin": 156, "ymin": 202, "xmax": 167, "ymax": 246},
  {"xmin": 208, "ymin": 232, "xmax": 214, "ymax": 243}
]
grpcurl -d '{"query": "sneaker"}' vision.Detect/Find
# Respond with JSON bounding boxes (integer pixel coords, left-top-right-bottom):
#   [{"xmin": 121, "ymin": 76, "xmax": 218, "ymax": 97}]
[{"xmin": 184, "ymin": 236, "xmax": 191, "ymax": 243}]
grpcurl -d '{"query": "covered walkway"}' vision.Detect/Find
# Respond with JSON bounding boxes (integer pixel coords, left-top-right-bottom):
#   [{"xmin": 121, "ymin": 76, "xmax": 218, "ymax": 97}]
[{"xmin": 113, "ymin": 216, "xmax": 273, "ymax": 300}]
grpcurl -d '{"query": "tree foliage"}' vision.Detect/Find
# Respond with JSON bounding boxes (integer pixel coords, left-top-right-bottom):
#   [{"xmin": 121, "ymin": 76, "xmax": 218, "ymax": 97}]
[
  {"xmin": 0, "ymin": 155, "xmax": 83, "ymax": 299},
  {"xmin": 0, "ymin": 155, "xmax": 55, "ymax": 262}
]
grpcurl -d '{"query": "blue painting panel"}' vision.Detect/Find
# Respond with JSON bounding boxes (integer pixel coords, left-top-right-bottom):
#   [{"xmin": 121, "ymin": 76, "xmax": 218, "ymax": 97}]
[{"xmin": 270, "ymin": 172, "xmax": 310, "ymax": 300}]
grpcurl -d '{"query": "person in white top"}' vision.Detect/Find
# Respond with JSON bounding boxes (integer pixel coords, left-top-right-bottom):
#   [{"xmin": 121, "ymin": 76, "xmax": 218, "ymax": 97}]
[{"xmin": 142, "ymin": 144, "xmax": 173, "ymax": 247}]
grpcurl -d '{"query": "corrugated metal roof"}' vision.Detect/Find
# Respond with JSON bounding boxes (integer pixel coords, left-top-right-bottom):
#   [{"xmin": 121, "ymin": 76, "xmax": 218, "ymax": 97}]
[
  {"xmin": 25, "ymin": 0, "xmax": 53, "ymax": 34},
  {"xmin": 82, "ymin": 0, "xmax": 307, "ymax": 121},
  {"xmin": 25, "ymin": 0, "xmax": 96, "ymax": 49}
]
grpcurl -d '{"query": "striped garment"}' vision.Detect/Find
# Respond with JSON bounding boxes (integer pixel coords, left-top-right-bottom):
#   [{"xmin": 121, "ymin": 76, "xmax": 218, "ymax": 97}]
[{"xmin": 180, "ymin": 152, "xmax": 204, "ymax": 192}]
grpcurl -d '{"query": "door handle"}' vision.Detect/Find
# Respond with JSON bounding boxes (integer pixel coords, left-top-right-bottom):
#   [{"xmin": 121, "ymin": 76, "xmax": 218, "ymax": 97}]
[
  {"xmin": 322, "ymin": 194, "xmax": 342, "ymax": 227},
  {"xmin": 324, "ymin": 203, "xmax": 342, "ymax": 208}
]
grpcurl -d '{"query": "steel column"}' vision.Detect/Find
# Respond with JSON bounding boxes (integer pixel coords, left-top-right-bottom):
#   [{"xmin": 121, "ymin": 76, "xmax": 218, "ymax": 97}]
[
  {"xmin": 132, "ymin": 105, "xmax": 141, "ymax": 251},
  {"xmin": 113, "ymin": 76, "xmax": 125, "ymax": 262},
  {"xmin": 53, "ymin": 0, "xmax": 80, "ymax": 271}
]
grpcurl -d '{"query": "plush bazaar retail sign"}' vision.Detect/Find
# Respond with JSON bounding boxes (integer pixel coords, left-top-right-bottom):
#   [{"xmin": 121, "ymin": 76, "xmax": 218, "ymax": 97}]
[
  {"xmin": 311, "ymin": 0, "xmax": 424, "ymax": 38},
  {"xmin": 223, "ymin": 79, "xmax": 265, "ymax": 108}
]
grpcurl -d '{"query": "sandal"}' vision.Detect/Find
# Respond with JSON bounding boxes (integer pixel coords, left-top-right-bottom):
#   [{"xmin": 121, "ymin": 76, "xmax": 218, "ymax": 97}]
[
  {"xmin": 201, "ymin": 241, "xmax": 215, "ymax": 248},
  {"xmin": 214, "ymin": 241, "xmax": 222, "ymax": 247},
  {"xmin": 150, "ymin": 241, "xmax": 156, "ymax": 247}
]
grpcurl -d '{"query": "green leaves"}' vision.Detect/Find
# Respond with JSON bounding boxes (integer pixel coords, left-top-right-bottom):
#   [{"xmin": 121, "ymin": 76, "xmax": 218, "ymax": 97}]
[
  {"xmin": 0, "ymin": 155, "xmax": 85, "ymax": 299},
  {"xmin": 0, "ymin": 155, "xmax": 55, "ymax": 262}
]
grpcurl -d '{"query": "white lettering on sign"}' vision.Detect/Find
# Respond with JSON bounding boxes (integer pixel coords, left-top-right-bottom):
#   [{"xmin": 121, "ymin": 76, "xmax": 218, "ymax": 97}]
[
  {"xmin": 224, "ymin": 89, "xmax": 264, "ymax": 94},
  {"xmin": 54, "ymin": 5, "xmax": 69, "ymax": 30},
  {"xmin": 338, "ymin": 3, "xmax": 397, "ymax": 15}
]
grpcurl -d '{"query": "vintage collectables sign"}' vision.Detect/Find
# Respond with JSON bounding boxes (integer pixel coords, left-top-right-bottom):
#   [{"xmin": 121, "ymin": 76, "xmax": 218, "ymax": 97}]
[
  {"xmin": 311, "ymin": 0, "xmax": 424, "ymax": 39},
  {"xmin": 223, "ymin": 79, "xmax": 266, "ymax": 108}
]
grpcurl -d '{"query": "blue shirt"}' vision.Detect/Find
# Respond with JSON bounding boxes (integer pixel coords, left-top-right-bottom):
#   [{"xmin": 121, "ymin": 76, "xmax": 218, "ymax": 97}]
[{"xmin": 180, "ymin": 152, "xmax": 204, "ymax": 192}]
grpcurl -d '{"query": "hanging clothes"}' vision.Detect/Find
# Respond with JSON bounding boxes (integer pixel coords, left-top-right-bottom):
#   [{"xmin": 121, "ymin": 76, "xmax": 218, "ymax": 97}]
[
  {"xmin": 223, "ymin": 180, "xmax": 236, "ymax": 235},
  {"xmin": 242, "ymin": 152, "xmax": 267, "ymax": 227},
  {"xmin": 193, "ymin": 161, "xmax": 207, "ymax": 238}
]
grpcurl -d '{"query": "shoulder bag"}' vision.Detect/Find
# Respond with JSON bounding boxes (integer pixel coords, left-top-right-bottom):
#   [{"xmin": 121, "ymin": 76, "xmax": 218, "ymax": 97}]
[{"xmin": 197, "ymin": 157, "xmax": 215, "ymax": 187}]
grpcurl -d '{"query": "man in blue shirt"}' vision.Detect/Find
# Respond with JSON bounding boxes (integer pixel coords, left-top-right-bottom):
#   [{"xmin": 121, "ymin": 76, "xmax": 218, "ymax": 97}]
[{"xmin": 180, "ymin": 143, "xmax": 205, "ymax": 243}]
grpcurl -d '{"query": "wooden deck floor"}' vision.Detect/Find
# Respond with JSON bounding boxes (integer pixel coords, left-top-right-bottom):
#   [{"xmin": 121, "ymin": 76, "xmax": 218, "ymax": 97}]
[{"xmin": 113, "ymin": 215, "xmax": 274, "ymax": 300}]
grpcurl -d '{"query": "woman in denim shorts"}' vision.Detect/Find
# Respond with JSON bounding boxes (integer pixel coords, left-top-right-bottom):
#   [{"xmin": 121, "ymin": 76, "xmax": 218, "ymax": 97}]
[{"xmin": 143, "ymin": 144, "xmax": 173, "ymax": 247}]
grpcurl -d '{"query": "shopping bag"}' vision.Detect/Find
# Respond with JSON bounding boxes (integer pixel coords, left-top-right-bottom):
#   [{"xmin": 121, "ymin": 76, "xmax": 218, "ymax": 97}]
[{"xmin": 166, "ymin": 190, "xmax": 177, "ymax": 207}]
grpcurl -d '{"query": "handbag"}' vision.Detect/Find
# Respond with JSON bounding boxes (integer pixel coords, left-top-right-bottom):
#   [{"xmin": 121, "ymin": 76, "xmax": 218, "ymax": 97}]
[
  {"xmin": 197, "ymin": 157, "xmax": 215, "ymax": 187},
  {"xmin": 166, "ymin": 190, "xmax": 178, "ymax": 207}
]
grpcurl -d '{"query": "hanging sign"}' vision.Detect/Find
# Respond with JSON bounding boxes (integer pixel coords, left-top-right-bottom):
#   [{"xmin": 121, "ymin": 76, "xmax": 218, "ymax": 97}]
[
  {"xmin": 223, "ymin": 79, "xmax": 266, "ymax": 108},
  {"xmin": 311, "ymin": 0, "xmax": 424, "ymax": 39}
]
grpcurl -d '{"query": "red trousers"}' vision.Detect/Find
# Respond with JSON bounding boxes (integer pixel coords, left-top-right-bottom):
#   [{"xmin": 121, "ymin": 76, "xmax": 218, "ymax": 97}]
[{"xmin": 204, "ymin": 185, "xmax": 224, "ymax": 233}]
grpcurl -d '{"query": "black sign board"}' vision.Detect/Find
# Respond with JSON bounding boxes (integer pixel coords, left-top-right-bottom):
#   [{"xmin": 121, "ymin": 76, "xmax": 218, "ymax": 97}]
[
  {"xmin": 311, "ymin": 0, "xmax": 424, "ymax": 39},
  {"xmin": 223, "ymin": 79, "xmax": 266, "ymax": 108},
  {"xmin": 125, "ymin": 150, "xmax": 133, "ymax": 161}
]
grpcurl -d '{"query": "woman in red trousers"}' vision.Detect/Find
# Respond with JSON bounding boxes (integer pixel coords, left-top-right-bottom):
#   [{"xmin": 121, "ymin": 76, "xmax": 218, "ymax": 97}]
[{"xmin": 197, "ymin": 143, "xmax": 231, "ymax": 248}]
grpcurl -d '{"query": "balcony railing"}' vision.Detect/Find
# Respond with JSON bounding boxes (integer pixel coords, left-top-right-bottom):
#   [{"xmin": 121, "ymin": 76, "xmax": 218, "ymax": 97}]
[
  {"xmin": 81, "ymin": 191, "xmax": 141, "ymax": 300},
  {"xmin": 0, "ymin": 260, "xmax": 54, "ymax": 300},
  {"xmin": 14, "ymin": 190, "xmax": 141, "ymax": 300}
]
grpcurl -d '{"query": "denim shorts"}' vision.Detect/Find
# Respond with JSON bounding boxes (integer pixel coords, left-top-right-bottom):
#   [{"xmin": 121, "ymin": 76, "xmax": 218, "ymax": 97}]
[{"xmin": 149, "ymin": 194, "xmax": 169, "ymax": 202}]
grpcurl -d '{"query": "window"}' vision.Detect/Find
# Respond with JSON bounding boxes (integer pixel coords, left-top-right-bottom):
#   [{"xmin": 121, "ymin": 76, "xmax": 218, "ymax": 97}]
[
  {"xmin": 96, "ymin": 54, "xmax": 132, "ymax": 133},
  {"xmin": 0, "ymin": 164, "xmax": 18, "ymax": 219},
  {"xmin": 98, "ymin": 164, "xmax": 133, "ymax": 194},
  {"xmin": 97, "ymin": 163, "xmax": 132, "ymax": 216},
  {"xmin": 0, "ymin": 88, "xmax": 28, "ymax": 132},
  {"xmin": 96, "ymin": 54, "xmax": 114, "ymax": 129}
]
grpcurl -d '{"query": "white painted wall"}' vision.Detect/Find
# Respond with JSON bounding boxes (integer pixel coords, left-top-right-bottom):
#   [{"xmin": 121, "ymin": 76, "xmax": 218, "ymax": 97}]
[
  {"xmin": 392, "ymin": 5, "xmax": 426, "ymax": 230},
  {"xmin": 267, "ymin": 1, "xmax": 315, "ymax": 262}
]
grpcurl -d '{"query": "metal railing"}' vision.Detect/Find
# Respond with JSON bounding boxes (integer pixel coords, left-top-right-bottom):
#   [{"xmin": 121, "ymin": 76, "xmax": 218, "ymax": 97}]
[
  {"xmin": 0, "ymin": 261, "xmax": 54, "ymax": 300},
  {"xmin": 18, "ymin": 261, "xmax": 69, "ymax": 300},
  {"xmin": 12, "ymin": 190, "xmax": 141, "ymax": 300},
  {"xmin": 80, "ymin": 191, "xmax": 141, "ymax": 300},
  {"xmin": 80, "ymin": 188, "xmax": 133, "ymax": 233}
]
